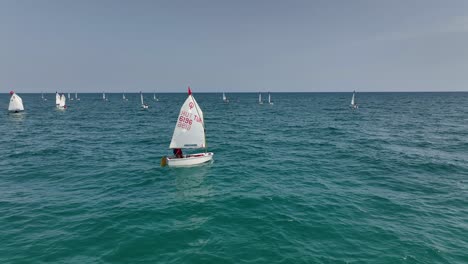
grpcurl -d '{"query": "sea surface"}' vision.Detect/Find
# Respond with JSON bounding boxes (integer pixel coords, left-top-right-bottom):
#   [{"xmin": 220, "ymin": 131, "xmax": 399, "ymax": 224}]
[{"xmin": 0, "ymin": 92, "xmax": 467, "ymax": 264}]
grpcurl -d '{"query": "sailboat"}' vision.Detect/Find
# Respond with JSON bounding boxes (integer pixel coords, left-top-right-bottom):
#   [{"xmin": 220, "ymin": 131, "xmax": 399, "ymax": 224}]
[
  {"xmin": 350, "ymin": 90, "xmax": 358, "ymax": 109},
  {"xmin": 41, "ymin": 92, "xmax": 47, "ymax": 101},
  {"xmin": 141, "ymin": 92, "xmax": 149, "ymax": 109},
  {"xmin": 69, "ymin": 92, "xmax": 73, "ymax": 101},
  {"xmin": 102, "ymin": 92, "xmax": 107, "ymax": 101},
  {"xmin": 258, "ymin": 93, "xmax": 263, "ymax": 104},
  {"xmin": 222, "ymin": 92, "xmax": 229, "ymax": 103},
  {"xmin": 122, "ymin": 93, "xmax": 128, "ymax": 101},
  {"xmin": 75, "ymin": 92, "xmax": 80, "ymax": 101},
  {"xmin": 8, "ymin": 91, "xmax": 24, "ymax": 112},
  {"xmin": 153, "ymin": 92, "xmax": 159, "ymax": 101},
  {"xmin": 268, "ymin": 92, "xmax": 273, "ymax": 105},
  {"xmin": 161, "ymin": 87, "xmax": 213, "ymax": 167},
  {"xmin": 55, "ymin": 92, "xmax": 61, "ymax": 107},
  {"xmin": 58, "ymin": 93, "xmax": 67, "ymax": 109}
]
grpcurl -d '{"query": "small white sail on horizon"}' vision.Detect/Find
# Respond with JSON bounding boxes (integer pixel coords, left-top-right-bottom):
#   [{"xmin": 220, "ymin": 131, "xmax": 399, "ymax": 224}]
[
  {"xmin": 41, "ymin": 92, "xmax": 47, "ymax": 101},
  {"xmin": 75, "ymin": 92, "xmax": 80, "ymax": 101},
  {"xmin": 163, "ymin": 87, "xmax": 213, "ymax": 167},
  {"xmin": 350, "ymin": 90, "xmax": 358, "ymax": 109},
  {"xmin": 55, "ymin": 92, "xmax": 60, "ymax": 106},
  {"xmin": 258, "ymin": 93, "xmax": 263, "ymax": 104},
  {"xmin": 102, "ymin": 92, "xmax": 107, "ymax": 101},
  {"xmin": 58, "ymin": 94, "xmax": 66, "ymax": 109},
  {"xmin": 141, "ymin": 92, "xmax": 148, "ymax": 109},
  {"xmin": 222, "ymin": 92, "xmax": 229, "ymax": 103},
  {"xmin": 8, "ymin": 91, "xmax": 24, "ymax": 112},
  {"xmin": 268, "ymin": 92, "xmax": 273, "ymax": 105}
]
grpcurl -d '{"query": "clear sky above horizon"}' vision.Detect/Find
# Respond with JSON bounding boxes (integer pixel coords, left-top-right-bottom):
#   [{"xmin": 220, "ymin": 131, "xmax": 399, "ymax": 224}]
[{"xmin": 1, "ymin": 0, "xmax": 468, "ymax": 92}]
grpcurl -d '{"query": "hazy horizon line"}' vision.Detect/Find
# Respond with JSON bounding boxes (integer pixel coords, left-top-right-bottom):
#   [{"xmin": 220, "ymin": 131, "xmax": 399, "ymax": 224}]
[{"xmin": 6, "ymin": 91, "xmax": 468, "ymax": 94}]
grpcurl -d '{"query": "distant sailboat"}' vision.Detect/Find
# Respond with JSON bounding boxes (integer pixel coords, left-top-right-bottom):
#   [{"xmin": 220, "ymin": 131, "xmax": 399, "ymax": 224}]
[
  {"xmin": 161, "ymin": 87, "xmax": 213, "ymax": 167},
  {"xmin": 102, "ymin": 92, "xmax": 107, "ymax": 101},
  {"xmin": 222, "ymin": 92, "xmax": 229, "ymax": 103},
  {"xmin": 153, "ymin": 92, "xmax": 159, "ymax": 101},
  {"xmin": 55, "ymin": 92, "xmax": 61, "ymax": 107},
  {"xmin": 58, "ymin": 93, "xmax": 67, "ymax": 109},
  {"xmin": 258, "ymin": 93, "xmax": 263, "ymax": 104},
  {"xmin": 141, "ymin": 92, "xmax": 148, "ymax": 109},
  {"xmin": 75, "ymin": 92, "xmax": 80, "ymax": 101},
  {"xmin": 268, "ymin": 92, "xmax": 273, "ymax": 105},
  {"xmin": 350, "ymin": 90, "xmax": 358, "ymax": 109},
  {"xmin": 69, "ymin": 92, "xmax": 73, "ymax": 101},
  {"xmin": 41, "ymin": 92, "xmax": 47, "ymax": 101},
  {"xmin": 122, "ymin": 93, "xmax": 128, "ymax": 101},
  {"xmin": 8, "ymin": 91, "xmax": 24, "ymax": 112}
]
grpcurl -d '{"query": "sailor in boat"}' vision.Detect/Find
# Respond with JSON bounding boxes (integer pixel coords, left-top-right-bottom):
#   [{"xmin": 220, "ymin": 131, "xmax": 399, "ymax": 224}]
[{"xmin": 173, "ymin": 148, "xmax": 183, "ymax": 158}]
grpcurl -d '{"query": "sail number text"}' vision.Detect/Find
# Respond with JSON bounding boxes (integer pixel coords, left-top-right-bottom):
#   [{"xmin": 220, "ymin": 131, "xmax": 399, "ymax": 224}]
[{"xmin": 177, "ymin": 110, "xmax": 202, "ymax": 131}]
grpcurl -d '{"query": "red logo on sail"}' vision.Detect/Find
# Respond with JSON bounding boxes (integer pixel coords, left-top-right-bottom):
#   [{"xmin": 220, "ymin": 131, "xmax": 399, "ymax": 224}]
[{"xmin": 189, "ymin": 102, "xmax": 194, "ymax": 109}]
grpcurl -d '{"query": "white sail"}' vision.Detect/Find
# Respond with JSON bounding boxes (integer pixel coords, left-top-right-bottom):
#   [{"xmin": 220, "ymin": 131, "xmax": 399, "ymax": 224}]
[
  {"xmin": 153, "ymin": 93, "xmax": 156, "ymax": 100},
  {"xmin": 102, "ymin": 92, "xmax": 106, "ymax": 100},
  {"xmin": 223, "ymin": 92, "xmax": 226, "ymax": 101},
  {"xmin": 56, "ymin": 92, "xmax": 60, "ymax": 105},
  {"xmin": 75, "ymin": 92, "xmax": 77, "ymax": 99},
  {"xmin": 258, "ymin": 93, "xmax": 262, "ymax": 104},
  {"xmin": 169, "ymin": 88, "xmax": 206, "ymax": 149},
  {"xmin": 140, "ymin": 92, "xmax": 144, "ymax": 105},
  {"xmin": 41, "ymin": 92, "xmax": 44, "ymax": 99},
  {"xmin": 8, "ymin": 92, "xmax": 24, "ymax": 112},
  {"xmin": 67, "ymin": 93, "xmax": 70, "ymax": 99},
  {"xmin": 268, "ymin": 93, "xmax": 271, "ymax": 103},
  {"xmin": 59, "ymin": 94, "xmax": 66, "ymax": 107},
  {"xmin": 123, "ymin": 93, "xmax": 126, "ymax": 100},
  {"xmin": 351, "ymin": 91, "xmax": 355, "ymax": 106}
]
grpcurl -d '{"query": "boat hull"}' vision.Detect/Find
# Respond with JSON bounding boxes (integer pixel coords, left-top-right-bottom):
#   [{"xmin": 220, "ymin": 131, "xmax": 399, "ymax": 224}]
[{"xmin": 167, "ymin": 152, "xmax": 213, "ymax": 167}]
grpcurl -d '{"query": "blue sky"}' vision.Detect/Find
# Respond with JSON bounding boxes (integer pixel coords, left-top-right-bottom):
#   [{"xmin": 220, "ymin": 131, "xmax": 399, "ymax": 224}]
[{"xmin": 1, "ymin": 0, "xmax": 468, "ymax": 92}]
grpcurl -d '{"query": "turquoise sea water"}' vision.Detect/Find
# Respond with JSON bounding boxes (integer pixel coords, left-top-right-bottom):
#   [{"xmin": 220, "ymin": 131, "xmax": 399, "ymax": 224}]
[{"xmin": 0, "ymin": 92, "xmax": 467, "ymax": 263}]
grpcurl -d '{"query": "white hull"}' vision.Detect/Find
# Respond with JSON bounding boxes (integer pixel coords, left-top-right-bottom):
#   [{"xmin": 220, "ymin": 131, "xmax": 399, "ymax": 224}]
[{"xmin": 167, "ymin": 152, "xmax": 213, "ymax": 167}]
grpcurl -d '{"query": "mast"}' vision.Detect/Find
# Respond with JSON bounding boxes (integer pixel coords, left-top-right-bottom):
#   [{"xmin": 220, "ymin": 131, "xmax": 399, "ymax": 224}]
[{"xmin": 189, "ymin": 87, "xmax": 207, "ymax": 152}]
